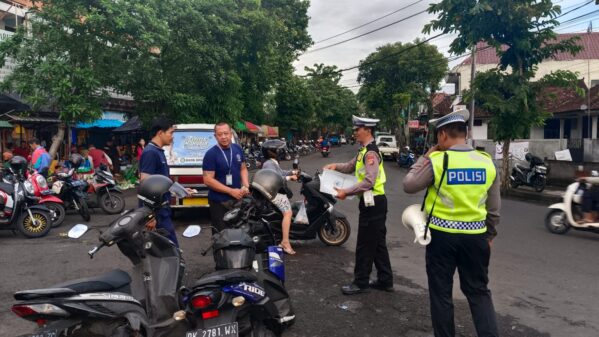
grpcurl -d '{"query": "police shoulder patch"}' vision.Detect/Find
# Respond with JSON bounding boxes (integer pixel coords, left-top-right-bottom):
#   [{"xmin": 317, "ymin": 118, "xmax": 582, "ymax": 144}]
[{"xmin": 366, "ymin": 153, "xmax": 376, "ymax": 165}]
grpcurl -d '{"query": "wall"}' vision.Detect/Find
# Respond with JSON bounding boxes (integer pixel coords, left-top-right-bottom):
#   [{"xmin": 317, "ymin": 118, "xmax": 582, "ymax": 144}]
[
  {"xmin": 530, "ymin": 126, "xmax": 544, "ymax": 140},
  {"xmin": 472, "ymin": 122, "xmax": 488, "ymax": 140},
  {"xmin": 474, "ymin": 139, "xmax": 568, "ymax": 161}
]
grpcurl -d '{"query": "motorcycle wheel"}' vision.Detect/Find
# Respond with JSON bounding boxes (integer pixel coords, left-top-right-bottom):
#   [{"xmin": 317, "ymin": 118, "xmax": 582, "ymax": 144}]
[
  {"xmin": 318, "ymin": 218, "xmax": 351, "ymax": 246},
  {"xmin": 285, "ymin": 153, "xmax": 292, "ymax": 161},
  {"xmin": 545, "ymin": 209, "xmax": 570, "ymax": 234},
  {"xmin": 99, "ymin": 191, "xmax": 126, "ymax": 215},
  {"xmin": 76, "ymin": 197, "xmax": 91, "ymax": 222},
  {"xmin": 249, "ymin": 320, "xmax": 277, "ymax": 337},
  {"xmin": 534, "ymin": 176, "xmax": 546, "ymax": 192},
  {"xmin": 321, "ymin": 152, "xmax": 329, "ymax": 158},
  {"xmin": 18, "ymin": 210, "xmax": 51, "ymax": 238},
  {"xmin": 46, "ymin": 202, "xmax": 66, "ymax": 228},
  {"xmin": 509, "ymin": 176, "xmax": 519, "ymax": 189}
]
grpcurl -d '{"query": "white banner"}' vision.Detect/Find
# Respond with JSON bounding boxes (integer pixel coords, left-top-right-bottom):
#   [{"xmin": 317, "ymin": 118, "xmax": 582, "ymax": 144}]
[
  {"xmin": 495, "ymin": 142, "xmax": 529, "ymax": 160},
  {"xmin": 555, "ymin": 149, "xmax": 572, "ymax": 161}
]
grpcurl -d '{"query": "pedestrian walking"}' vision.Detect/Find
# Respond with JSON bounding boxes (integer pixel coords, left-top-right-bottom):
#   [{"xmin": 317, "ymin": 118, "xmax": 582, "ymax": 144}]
[
  {"xmin": 203, "ymin": 122, "xmax": 249, "ymax": 232},
  {"xmin": 139, "ymin": 117, "xmax": 180, "ymax": 246},
  {"xmin": 403, "ymin": 109, "xmax": 500, "ymax": 337},
  {"xmin": 88, "ymin": 144, "xmax": 112, "ymax": 170},
  {"xmin": 323, "ymin": 115, "xmax": 393, "ymax": 295}
]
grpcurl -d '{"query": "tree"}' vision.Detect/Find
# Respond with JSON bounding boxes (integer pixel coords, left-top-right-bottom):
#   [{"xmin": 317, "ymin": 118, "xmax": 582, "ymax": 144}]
[
  {"xmin": 424, "ymin": 0, "xmax": 582, "ymax": 192},
  {"xmin": 357, "ymin": 40, "xmax": 448, "ymax": 141},
  {"xmin": 274, "ymin": 75, "xmax": 315, "ymax": 136},
  {"xmin": 304, "ymin": 64, "xmax": 358, "ymax": 133}
]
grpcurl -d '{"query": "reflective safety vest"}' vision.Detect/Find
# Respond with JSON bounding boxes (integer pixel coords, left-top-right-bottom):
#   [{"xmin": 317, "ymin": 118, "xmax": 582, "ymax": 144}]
[
  {"xmin": 355, "ymin": 143, "xmax": 386, "ymax": 196},
  {"xmin": 425, "ymin": 149, "xmax": 496, "ymax": 234}
]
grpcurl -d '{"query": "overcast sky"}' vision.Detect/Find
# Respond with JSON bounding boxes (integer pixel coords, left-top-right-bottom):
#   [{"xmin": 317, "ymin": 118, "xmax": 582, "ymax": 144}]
[{"xmin": 293, "ymin": 0, "xmax": 597, "ymax": 92}]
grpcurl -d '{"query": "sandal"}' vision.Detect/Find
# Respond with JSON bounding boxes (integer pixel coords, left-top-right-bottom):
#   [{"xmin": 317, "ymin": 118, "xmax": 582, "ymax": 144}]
[{"xmin": 278, "ymin": 244, "xmax": 296, "ymax": 255}]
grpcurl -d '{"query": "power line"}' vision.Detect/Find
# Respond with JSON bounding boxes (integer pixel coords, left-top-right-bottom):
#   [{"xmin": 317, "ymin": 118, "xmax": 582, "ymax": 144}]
[
  {"xmin": 305, "ymin": 9, "xmax": 429, "ymax": 54},
  {"xmin": 560, "ymin": 9, "xmax": 599, "ymax": 26},
  {"xmin": 314, "ymin": 0, "xmax": 426, "ymax": 45}
]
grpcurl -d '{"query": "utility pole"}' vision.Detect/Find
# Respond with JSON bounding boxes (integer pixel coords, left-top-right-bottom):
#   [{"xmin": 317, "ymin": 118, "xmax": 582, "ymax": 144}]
[{"xmin": 469, "ymin": 44, "xmax": 476, "ymax": 140}]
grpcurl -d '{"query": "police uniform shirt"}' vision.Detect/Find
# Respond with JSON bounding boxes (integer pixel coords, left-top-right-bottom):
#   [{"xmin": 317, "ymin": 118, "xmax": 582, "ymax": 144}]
[
  {"xmin": 335, "ymin": 140, "xmax": 381, "ymax": 195},
  {"xmin": 403, "ymin": 144, "xmax": 500, "ymax": 238}
]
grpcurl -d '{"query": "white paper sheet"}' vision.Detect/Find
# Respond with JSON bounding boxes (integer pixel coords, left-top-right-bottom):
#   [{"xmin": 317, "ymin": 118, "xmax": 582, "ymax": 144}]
[{"xmin": 319, "ymin": 169, "xmax": 358, "ymax": 197}]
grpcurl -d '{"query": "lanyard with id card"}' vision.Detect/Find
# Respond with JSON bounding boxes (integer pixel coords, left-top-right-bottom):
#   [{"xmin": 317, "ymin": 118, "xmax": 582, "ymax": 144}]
[{"xmin": 219, "ymin": 146, "xmax": 234, "ymax": 186}]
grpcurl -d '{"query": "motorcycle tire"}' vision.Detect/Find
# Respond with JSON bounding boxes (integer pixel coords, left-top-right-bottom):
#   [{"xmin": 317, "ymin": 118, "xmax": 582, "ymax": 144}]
[
  {"xmin": 318, "ymin": 218, "xmax": 351, "ymax": 246},
  {"xmin": 77, "ymin": 197, "xmax": 91, "ymax": 222},
  {"xmin": 18, "ymin": 209, "xmax": 51, "ymax": 238},
  {"xmin": 99, "ymin": 191, "xmax": 126, "ymax": 215},
  {"xmin": 250, "ymin": 320, "xmax": 278, "ymax": 337},
  {"xmin": 321, "ymin": 152, "xmax": 329, "ymax": 158},
  {"xmin": 534, "ymin": 176, "xmax": 546, "ymax": 193},
  {"xmin": 46, "ymin": 202, "xmax": 66, "ymax": 228},
  {"xmin": 509, "ymin": 176, "xmax": 519, "ymax": 189},
  {"xmin": 545, "ymin": 209, "xmax": 570, "ymax": 234}
]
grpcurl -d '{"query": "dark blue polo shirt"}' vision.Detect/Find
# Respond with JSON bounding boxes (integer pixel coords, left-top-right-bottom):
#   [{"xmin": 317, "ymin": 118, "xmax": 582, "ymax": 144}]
[
  {"xmin": 139, "ymin": 142, "xmax": 169, "ymax": 177},
  {"xmin": 202, "ymin": 144, "xmax": 245, "ymax": 202}
]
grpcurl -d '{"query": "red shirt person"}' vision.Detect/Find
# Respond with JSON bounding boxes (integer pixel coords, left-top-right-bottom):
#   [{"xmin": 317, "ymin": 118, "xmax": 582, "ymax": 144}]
[{"xmin": 88, "ymin": 144, "xmax": 112, "ymax": 169}]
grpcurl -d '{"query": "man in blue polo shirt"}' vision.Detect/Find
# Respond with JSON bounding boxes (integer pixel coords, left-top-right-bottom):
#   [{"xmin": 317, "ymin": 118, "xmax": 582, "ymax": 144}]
[
  {"xmin": 139, "ymin": 117, "xmax": 179, "ymax": 246},
  {"xmin": 203, "ymin": 122, "xmax": 249, "ymax": 232}
]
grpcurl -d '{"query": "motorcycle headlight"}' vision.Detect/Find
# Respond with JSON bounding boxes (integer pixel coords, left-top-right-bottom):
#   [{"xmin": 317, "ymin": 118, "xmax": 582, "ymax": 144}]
[
  {"xmin": 24, "ymin": 181, "xmax": 34, "ymax": 195},
  {"xmin": 36, "ymin": 175, "xmax": 48, "ymax": 189}
]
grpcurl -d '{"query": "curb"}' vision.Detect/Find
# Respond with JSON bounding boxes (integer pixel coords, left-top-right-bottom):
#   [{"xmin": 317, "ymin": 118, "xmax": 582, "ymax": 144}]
[{"xmin": 505, "ymin": 188, "xmax": 562, "ymax": 204}]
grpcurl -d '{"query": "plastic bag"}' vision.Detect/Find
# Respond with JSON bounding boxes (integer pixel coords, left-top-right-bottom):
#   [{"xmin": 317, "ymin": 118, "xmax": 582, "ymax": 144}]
[{"xmin": 294, "ymin": 202, "xmax": 309, "ymax": 224}]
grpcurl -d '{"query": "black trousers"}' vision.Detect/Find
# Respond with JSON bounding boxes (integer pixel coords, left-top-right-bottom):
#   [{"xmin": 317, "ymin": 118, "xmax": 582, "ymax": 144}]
[
  {"xmin": 426, "ymin": 229, "xmax": 498, "ymax": 337},
  {"xmin": 354, "ymin": 195, "xmax": 393, "ymax": 288},
  {"xmin": 582, "ymin": 185, "xmax": 599, "ymax": 212},
  {"xmin": 209, "ymin": 200, "xmax": 234, "ymax": 233}
]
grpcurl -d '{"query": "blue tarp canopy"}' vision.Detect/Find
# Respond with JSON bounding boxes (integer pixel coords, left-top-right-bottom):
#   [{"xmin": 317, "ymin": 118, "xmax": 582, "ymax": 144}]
[{"xmin": 76, "ymin": 119, "xmax": 124, "ymax": 129}]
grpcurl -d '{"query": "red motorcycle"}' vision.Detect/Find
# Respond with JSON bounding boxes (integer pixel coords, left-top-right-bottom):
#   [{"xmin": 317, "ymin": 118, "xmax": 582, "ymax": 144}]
[
  {"xmin": 85, "ymin": 165, "xmax": 126, "ymax": 214},
  {"xmin": 321, "ymin": 145, "xmax": 330, "ymax": 157},
  {"xmin": 26, "ymin": 169, "xmax": 66, "ymax": 227}
]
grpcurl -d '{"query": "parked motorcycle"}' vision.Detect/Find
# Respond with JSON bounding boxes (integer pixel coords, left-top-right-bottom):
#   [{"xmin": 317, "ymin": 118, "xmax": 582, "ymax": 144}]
[
  {"xmin": 0, "ymin": 156, "xmax": 52, "ymax": 238},
  {"xmin": 26, "ymin": 169, "xmax": 66, "ymax": 227},
  {"xmin": 52, "ymin": 168, "xmax": 91, "ymax": 221},
  {"xmin": 397, "ymin": 147, "xmax": 415, "ymax": 168},
  {"xmin": 186, "ymin": 196, "xmax": 293, "ymax": 337},
  {"xmin": 86, "ymin": 165, "xmax": 126, "ymax": 214},
  {"xmin": 545, "ymin": 176, "xmax": 599, "ymax": 235},
  {"xmin": 11, "ymin": 176, "xmax": 197, "ymax": 337},
  {"xmin": 510, "ymin": 153, "xmax": 548, "ymax": 192}
]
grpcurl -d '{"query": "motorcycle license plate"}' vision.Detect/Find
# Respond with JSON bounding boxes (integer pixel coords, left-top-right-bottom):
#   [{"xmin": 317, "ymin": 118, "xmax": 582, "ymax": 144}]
[
  {"xmin": 185, "ymin": 322, "xmax": 238, "ymax": 337},
  {"xmin": 18, "ymin": 330, "xmax": 58, "ymax": 337}
]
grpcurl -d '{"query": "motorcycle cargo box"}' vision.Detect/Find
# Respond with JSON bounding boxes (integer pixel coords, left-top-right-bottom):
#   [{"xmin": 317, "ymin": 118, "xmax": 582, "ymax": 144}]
[{"xmin": 213, "ymin": 228, "xmax": 256, "ymax": 270}]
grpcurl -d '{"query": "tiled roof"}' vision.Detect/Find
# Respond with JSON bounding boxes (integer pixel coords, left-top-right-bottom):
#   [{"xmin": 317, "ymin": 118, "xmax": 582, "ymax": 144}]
[{"xmin": 461, "ymin": 32, "xmax": 599, "ymax": 66}]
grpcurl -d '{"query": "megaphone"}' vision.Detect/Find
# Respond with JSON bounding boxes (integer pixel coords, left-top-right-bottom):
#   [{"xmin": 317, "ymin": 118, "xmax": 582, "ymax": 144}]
[{"xmin": 401, "ymin": 204, "xmax": 432, "ymax": 246}]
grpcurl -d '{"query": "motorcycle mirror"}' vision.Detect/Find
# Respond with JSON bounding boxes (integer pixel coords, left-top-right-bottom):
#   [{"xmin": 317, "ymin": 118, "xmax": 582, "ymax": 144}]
[
  {"xmin": 68, "ymin": 224, "xmax": 89, "ymax": 239},
  {"xmin": 182, "ymin": 225, "xmax": 201, "ymax": 238}
]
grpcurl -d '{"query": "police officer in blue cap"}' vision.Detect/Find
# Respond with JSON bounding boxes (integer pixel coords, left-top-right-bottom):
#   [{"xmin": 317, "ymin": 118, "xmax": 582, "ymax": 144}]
[
  {"xmin": 403, "ymin": 109, "xmax": 500, "ymax": 337},
  {"xmin": 324, "ymin": 115, "xmax": 393, "ymax": 295}
]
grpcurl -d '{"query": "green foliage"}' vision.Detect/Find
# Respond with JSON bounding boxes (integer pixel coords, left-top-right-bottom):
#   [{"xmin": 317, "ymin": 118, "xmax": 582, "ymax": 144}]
[
  {"xmin": 357, "ymin": 40, "xmax": 448, "ymax": 130},
  {"xmin": 0, "ymin": 0, "xmax": 311, "ymax": 125}
]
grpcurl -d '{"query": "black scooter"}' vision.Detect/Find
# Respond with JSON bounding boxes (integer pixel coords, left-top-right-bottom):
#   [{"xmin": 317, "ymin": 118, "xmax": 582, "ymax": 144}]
[
  {"xmin": 262, "ymin": 160, "xmax": 351, "ymax": 246},
  {"xmin": 185, "ymin": 196, "xmax": 294, "ymax": 337},
  {"xmin": 11, "ymin": 180, "xmax": 195, "ymax": 337}
]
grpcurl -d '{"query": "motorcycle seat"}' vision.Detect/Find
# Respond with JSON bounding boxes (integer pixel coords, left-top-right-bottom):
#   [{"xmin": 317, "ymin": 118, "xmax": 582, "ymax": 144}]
[
  {"xmin": 515, "ymin": 164, "xmax": 529, "ymax": 171},
  {"xmin": 193, "ymin": 269, "xmax": 257, "ymax": 288},
  {"xmin": 0, "ymin": 182, "xmax": 14, "ymax": 195},
  {"xmin": 15, "ymin": 269, "xmax": 132, "ymax": 300}
]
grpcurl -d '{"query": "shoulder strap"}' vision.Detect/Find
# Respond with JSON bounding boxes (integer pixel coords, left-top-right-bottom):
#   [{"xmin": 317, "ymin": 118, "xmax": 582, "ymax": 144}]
[
  {"xmin": 422, "ymin": 152, "xmax": 449, "ymax": 240},
  {"xmin": 363, "ymin": 143, "xmax": 382, "ymax": 163}
]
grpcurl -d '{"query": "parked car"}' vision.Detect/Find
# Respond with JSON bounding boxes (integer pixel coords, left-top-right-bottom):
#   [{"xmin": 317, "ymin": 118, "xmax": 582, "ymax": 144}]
[
  {"xmin": 340, "ymin": 136, "xmax": 347, "ymax": 144},
  {"xmin": 376, "ymin": 135, "xmax": 400, "ymax": 160},
  {"xmin": 329, "ymin": 135, "xmax": 341, "ymax": 146}
]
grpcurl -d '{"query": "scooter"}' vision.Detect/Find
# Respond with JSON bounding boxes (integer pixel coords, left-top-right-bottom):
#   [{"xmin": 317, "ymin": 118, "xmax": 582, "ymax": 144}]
[
  {"xmin": 86, "ymin": 165, "xmax": 126, "ymax": 214},
  {"xmin": 11, "ymin": 179, "xmax": 198, "ymax": 337},
  {"xmin": 545, "ymin": 176, "xmax": 599, "ymax": 235},
  {"xmin": 26, "ymin": 169, "xmax": 66, "ymax": 227},
  {"xmin": 320, "ymin": 145, "xmax": 330, "ymax": 158},
  {"xmin": 397, "ymin": 147, "xmax": 415, "ymax": 168},
  {"xmin": 0, "ymin": 163, "xmax": 52, "ymax": 238},
  {"xmin": 262, "ymin": 160, "xmax": 351, "ymax": 246},
  {"xmin": 185, "ymin": 196, "xmax": 293, "ymax": 337},
  {"xmin": 510, "ymin": 155, "xmax": 548, "ymax": 192},
  {"xmin": 52, "ymin": 168, "xmax": 91, "ymax": 222}
]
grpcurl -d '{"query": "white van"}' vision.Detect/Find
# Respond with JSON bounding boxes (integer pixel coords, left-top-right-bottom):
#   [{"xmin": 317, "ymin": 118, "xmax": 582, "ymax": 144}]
[{"xmin": 164, "ymin": 124, "xmax": 238, "ymax": 209}]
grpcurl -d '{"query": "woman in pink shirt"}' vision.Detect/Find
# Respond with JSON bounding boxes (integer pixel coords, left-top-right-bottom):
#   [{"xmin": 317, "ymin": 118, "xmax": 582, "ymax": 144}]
[{"xmin": 136, "ymin": 138, "xmax": 145, "ymax": 162}]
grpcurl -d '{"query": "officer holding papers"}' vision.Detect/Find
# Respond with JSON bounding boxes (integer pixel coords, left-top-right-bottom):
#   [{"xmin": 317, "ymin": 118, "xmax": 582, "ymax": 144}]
[
  {"xmin": 403, "ymin": 109, "xmax": 501, "ymax": 337},
  {"xmin": 323, "ymin": 115, "xmax": 393, "ymax": 295}
]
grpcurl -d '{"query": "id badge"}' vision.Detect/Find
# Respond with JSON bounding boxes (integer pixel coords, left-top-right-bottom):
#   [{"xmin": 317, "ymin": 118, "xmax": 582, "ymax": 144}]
[
  {"xmin": 226, "ymin": 174, "xmax": 233, "ymax": 186},
  {"xmin": 364, "ymin": 190, "xmax": 375, "ymax": 207}
]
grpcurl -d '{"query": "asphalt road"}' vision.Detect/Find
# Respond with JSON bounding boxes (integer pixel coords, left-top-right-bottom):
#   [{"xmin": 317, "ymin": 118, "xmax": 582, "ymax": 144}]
[{"xmin": 1, "ymin": 145, "xmax": 598, "ymax": 337}]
